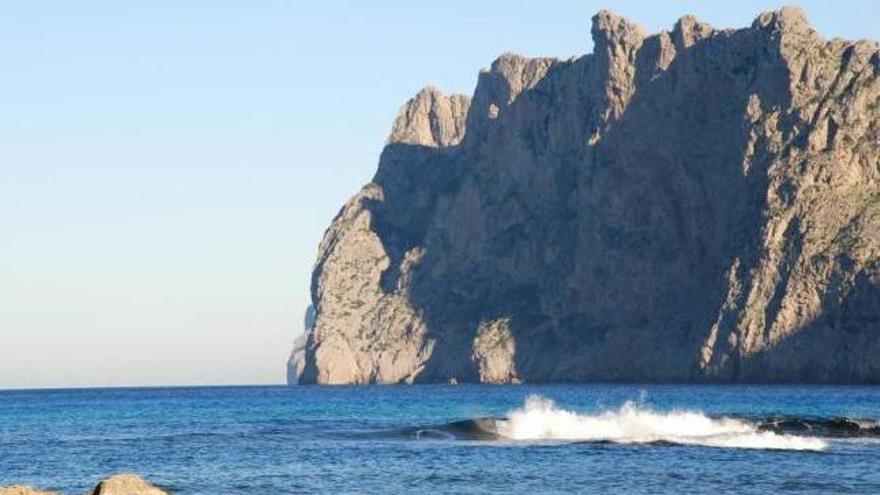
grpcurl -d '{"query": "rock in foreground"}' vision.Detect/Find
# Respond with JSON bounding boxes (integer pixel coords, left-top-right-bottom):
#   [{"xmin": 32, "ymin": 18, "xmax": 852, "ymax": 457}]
[
  {"xmin": 0, "ymin": 475, "xmax": 168, "ymax": 495},
  {"xmin": 293, "ymin": 7, "xmax": 880, "ymax": 384},
  {"xmin": 0, "ymin": 487, "xmax": 59, "ymax": 495},
  {"xmin": 89, "ymin": 475, "xmax": 169, "ymax": 495}
]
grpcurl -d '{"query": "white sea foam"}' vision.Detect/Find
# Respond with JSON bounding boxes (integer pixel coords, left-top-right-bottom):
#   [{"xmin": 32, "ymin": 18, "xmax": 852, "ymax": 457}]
[{"xmin": 494, "ymin": 395, "xmax": 827, "ymax": 451}]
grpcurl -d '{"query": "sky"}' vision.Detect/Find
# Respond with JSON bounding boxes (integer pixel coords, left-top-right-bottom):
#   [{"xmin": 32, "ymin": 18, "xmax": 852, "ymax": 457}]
[{"xmin": 1, "ymin": 1, "xmax": 877, "ymax": 389}]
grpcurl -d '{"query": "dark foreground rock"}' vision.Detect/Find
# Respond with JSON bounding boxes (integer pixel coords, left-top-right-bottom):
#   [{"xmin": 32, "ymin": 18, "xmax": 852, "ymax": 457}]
[{"xmin": 292, "ymin": 7, "xmax": 880, "ymax": 384}]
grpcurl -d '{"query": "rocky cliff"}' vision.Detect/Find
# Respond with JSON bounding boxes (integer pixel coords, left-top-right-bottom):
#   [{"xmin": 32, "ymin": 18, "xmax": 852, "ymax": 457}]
[{"xmin": 290, "ymin": 7, "xmax": 880, "ymax": 384}]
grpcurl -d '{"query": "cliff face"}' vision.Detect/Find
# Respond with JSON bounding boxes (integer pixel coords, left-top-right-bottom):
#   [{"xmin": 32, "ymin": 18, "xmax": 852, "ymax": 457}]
[{"xmin": 291, "ymin": 8, "xmax": 880, "ymax": 385}]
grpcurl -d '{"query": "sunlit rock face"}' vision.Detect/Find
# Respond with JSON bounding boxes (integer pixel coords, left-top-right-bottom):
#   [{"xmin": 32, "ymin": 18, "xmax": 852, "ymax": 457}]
[
  {"xmin": 88, "ymin": 474, "xmax": 169, "ymax": 495},
  {"xmin": 0, "ymin": 474, "xmax": 169, "ymax": 495},
  {"xmin": 293, "ymin": 7, "xmax": 880, "ymax": 385},
  {"xmin": 0, "ymin": 486, "xmax": 59, "ymax": 495}
]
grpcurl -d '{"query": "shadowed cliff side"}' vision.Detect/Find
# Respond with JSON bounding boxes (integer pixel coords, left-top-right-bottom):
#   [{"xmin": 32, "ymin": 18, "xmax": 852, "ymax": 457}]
[{"xmin": 292, "ymin": 7, "xmax": 880, "ymax": 385}]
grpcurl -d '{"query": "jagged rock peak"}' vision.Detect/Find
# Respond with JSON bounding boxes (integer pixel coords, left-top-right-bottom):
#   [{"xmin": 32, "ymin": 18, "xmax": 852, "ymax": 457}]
[
  {"xmin": 463, "ymin": 53, "xmax": 556, "ymax": 138},
  {"xmin": 672, "ymin": 15, "xmax": 714, "ymax": 49},
  {"xmin": 591, "ymin": 9, "xmax": 646, "ymax": 52},
  {"xmin": 752, "ymin": 6, "xmax": 813, "ymax": 34},
  {"xmin": 388, "ymin": 86, "xmax": 470, "ymax": 148},
  {"xmin": 589, "ymin": 10, "xmax": 646, "ymax": 130},
  {"xmin": 486, "ymin": 53, "xmax": 556, "ymax": 103}
]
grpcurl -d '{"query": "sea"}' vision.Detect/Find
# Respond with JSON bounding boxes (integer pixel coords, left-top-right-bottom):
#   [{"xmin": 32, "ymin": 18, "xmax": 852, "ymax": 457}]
[{"xmin": 1, "ymin": 384, "xmax": 879, "ymax": 494}]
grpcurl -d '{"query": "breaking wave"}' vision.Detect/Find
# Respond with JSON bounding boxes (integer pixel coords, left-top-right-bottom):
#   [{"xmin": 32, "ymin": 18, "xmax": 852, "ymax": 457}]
[
  {"xmin": 492, "ymin": 395, "xmax": 827, "ymax": 451},
  {"xmin": 409, "ymin": 395, "xmax": 880, "ymax": 451}
]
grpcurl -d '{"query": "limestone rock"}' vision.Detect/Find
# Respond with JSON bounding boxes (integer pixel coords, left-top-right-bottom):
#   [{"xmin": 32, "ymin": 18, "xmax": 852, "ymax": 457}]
[
  {"xmin": 472, "ymin": 318, "xmax": 519, "ymax": 383},
  {"xmin": 298, "ymin": 185, "xmax": 433, "ymax": 384},
  {"xmin": 89, "ymin": 474, "xmax": 169, "ymax": 495},
  {"xmin": 295, "ymin": 8, "xmax": 880, "ymax": 384},
  {"xmin": 0, "ymin": 486, "xmax": 59, "ymax": 495},
  {"xmin": 590, "ymin": 9, "xmax": 645, "ymax": 127},
  {"xmin": 389, "ymin": 87, "xmax": 469, "ymax": 148}
]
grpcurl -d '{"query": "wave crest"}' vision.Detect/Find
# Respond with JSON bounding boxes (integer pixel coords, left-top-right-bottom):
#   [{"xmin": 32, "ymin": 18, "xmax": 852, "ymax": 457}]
[{"xmin": 493, "ymin": 395, "xmax": 827, "ymax": 451}]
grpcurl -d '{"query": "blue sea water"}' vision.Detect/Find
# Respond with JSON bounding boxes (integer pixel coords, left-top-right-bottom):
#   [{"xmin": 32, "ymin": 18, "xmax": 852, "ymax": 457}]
[{"xmin": 1, "ymin": 385, "xmax": 879, "ymax": 494}]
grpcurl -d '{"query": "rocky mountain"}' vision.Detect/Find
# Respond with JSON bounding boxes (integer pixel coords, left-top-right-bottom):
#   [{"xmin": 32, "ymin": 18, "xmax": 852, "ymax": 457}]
[{"xmin": 289, "ymin": 7, "xmax": 880, "ymax": 384}]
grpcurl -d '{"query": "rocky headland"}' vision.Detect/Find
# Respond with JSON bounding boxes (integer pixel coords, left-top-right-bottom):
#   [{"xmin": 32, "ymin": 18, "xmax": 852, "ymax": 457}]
[{"xmin": 290, "ymin": 7, "xmax": 880, "ymax": 385}]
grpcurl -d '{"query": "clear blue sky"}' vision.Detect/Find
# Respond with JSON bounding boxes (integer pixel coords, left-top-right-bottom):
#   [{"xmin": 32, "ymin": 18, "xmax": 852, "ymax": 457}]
[{"xmin": 1, "ymin": 1, "xmax": 876, "ymax": 389}]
